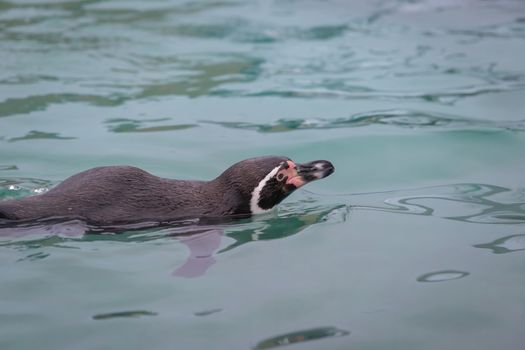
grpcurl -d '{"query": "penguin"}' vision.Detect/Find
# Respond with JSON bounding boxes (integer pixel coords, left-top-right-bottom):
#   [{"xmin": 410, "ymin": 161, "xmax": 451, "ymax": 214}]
[{"xmin": 0, "ymin": 156, "xmax": 334, "ymax": 225}]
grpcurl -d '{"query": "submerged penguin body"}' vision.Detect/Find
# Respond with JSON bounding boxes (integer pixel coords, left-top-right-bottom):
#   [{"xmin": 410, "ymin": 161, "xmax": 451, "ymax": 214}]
[{"xmin": 0, "ymin": 156, "xmax": 334, "ymax": 225}]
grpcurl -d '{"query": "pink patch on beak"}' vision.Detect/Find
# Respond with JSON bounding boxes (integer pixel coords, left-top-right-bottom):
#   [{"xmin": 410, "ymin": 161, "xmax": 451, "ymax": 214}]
[
  {"xmin": 283, "ymin": 161, "xmax": 305, "ymax": 187},
  {"xmin": 287, "ymin": 176, "xmax": 306, "ymax": 187}
]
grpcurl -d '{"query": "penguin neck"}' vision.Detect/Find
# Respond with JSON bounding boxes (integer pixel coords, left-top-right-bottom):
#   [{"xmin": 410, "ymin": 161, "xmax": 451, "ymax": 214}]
[{"xmin": 206, "ymin": 176, "xmax": 252, "ymax": 217}]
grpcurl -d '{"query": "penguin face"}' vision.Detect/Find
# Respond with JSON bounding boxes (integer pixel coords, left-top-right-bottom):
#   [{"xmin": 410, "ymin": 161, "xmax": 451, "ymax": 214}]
[{"xmin": 247, "ymin": 157, "xmax": 335, "ymax": 214}]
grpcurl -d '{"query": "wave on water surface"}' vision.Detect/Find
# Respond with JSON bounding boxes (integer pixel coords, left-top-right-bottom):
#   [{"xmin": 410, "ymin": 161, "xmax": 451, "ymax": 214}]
[
  {"xmin": 205, "ymin": 109, "xmax": 525, "ymax": 133},
  {"xmin": 346, "ymin": 183, "xmax": 525, "ymax": 225}
]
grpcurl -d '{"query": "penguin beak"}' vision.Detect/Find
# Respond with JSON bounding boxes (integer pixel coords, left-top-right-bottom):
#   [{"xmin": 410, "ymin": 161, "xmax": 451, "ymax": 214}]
[{"xmin": 285, "ymin": 160, "xmax": 335, "ymax": 187}]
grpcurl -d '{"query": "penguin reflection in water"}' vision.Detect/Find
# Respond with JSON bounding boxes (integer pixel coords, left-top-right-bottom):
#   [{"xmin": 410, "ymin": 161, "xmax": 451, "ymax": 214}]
[{"xmin": 0, "ymin": 156, "xmax": 334, "ymax": 225}]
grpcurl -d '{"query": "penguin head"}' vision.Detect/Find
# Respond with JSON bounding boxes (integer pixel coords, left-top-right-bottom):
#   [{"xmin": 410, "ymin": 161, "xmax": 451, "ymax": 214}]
[{"xmin": 218, "ymin": 156, "xmax": 335, "ymax": 215}]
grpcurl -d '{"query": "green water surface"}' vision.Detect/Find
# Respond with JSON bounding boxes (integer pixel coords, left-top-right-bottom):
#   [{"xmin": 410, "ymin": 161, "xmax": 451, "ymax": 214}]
[{"xmin": 1, "ymin": 0, "xmax": 524, "ymax": 349}]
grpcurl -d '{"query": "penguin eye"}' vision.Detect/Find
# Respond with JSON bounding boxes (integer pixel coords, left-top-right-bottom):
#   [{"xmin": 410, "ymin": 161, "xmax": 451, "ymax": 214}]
[{"xmin": 276, "ymin": 173, "xmax": 285, "ymax": 181}]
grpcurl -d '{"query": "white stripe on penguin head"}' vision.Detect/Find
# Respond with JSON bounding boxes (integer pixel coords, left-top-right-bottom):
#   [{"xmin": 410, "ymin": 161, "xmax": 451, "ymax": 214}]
[{"xmin": 249, "ymin": 164, "xmax": 282, "ymax": 214}]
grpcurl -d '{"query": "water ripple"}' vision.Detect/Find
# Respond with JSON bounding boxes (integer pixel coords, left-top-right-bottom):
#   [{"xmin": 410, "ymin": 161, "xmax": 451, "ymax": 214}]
[
  {"xmin": 474, "ymin": 234, "xmax": 525, "ymax": 254},
  {"xmin": 0, "ymin": 177, "xmax": 53, "ymax": 199},
  {"xmin": 417, "ymin": 270, "xmax": 470, "ymax": 283},
  {"xmin": 194, "ymin": 308, "xmax": 223, "ymax": 317},
  {"xmin": 447, "ymin": 18, "xmax": 525, "ymax": 40},
  {"xmin": 254, "ymin": 326, "xmax": 350, "ymax": 349},
  {"xmin": 0, "ymin": 94, "xmax": 126, "ymax": 117},
  {"xmin": 0, "ymin": 0, "xmax": 523, "ymax": 119},
  {"xmin": 105, "ymin": 118, "xmax": 197, "ymax": 133},
  {"xmin": 8, "ymin": 130, "xmax": 76, "ymax": 142},
  {"xmin": 0, "ymin": 54, "xmax": 264, "ymax": 117},
  {"xmin": 205, "ymin": 110, "xmax": 525, "ymax": 133},
  {"xmin": 345, "ymin": 183, "xmax": 525, "ymax": 225},
  {"xmin": 219, "ymin": 201, "xmax": 349, "ymax": 253},
  {"xmin": 16, "ymin": 251, "xmax": 50, "ymax": 262},
  {"xmin": 213, "ymin": 82, "xmax": 525, "ymax": 103},
  {"xmin": 156, "ymin": 21, "xmax": 349, "ymax": 43},
  {"xmin": 92, "ymin": 310, "xmax": 158, "ymax": 320}
]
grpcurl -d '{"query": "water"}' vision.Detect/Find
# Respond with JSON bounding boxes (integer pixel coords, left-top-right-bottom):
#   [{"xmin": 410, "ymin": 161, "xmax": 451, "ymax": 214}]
[{"xmin": 1, "ymin": 0, "xmax": 524, "ymax": 349}]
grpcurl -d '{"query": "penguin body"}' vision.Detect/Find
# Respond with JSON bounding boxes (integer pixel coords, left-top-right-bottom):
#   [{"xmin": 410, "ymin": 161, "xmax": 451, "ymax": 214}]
[{"xmin": 0, "ymin": 156, "xmax": 334, "ymax": 225}]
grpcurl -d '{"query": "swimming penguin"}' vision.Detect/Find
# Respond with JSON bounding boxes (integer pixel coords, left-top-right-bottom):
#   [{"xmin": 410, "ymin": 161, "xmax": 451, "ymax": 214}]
[{"xmin": 0, "ymin": 156, "xmax": 334, "ymax": 225}]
